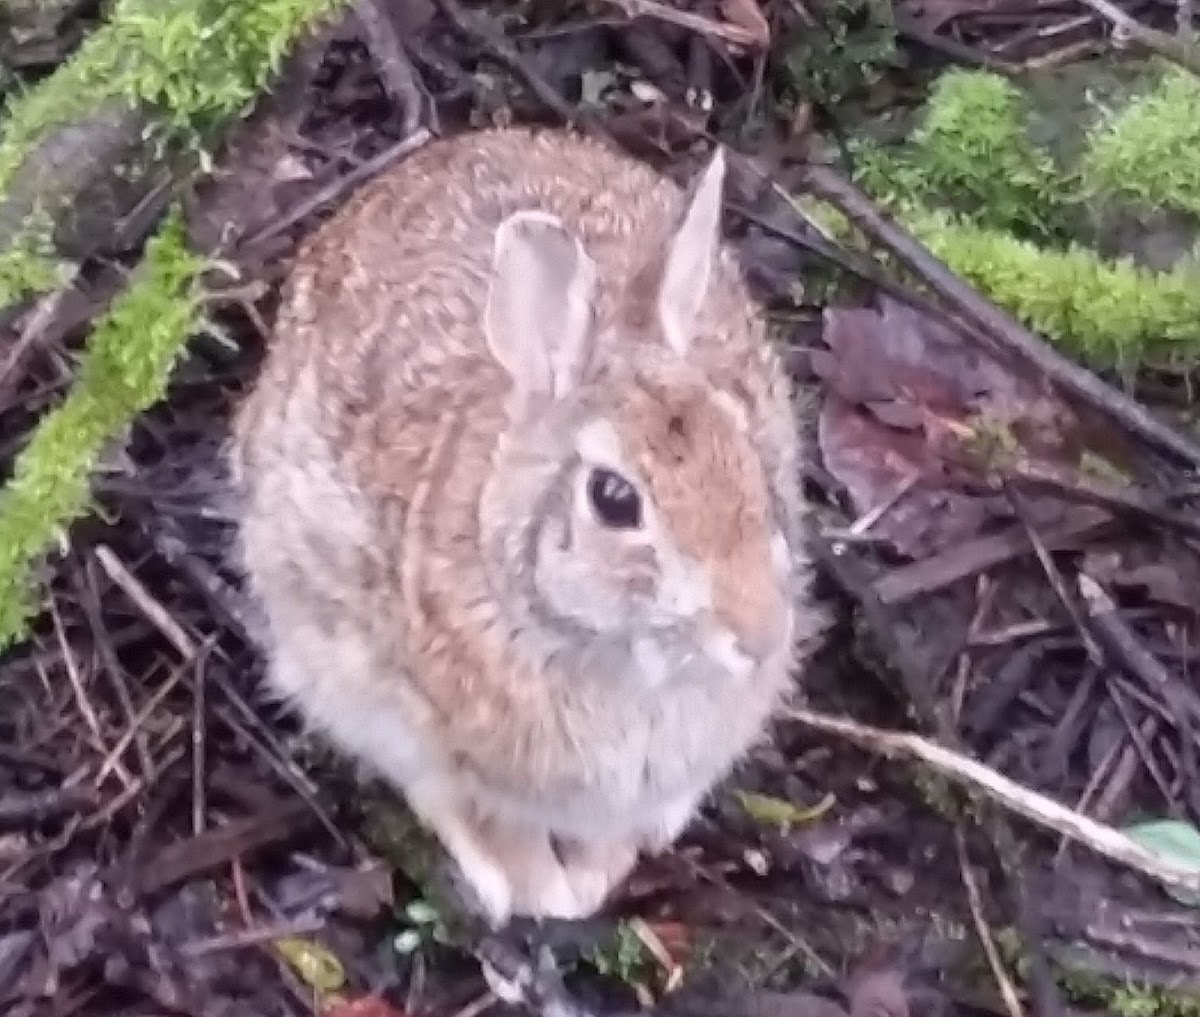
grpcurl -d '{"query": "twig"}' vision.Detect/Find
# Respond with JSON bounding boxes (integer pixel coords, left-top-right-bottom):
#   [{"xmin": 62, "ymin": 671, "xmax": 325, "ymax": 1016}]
[
  {"xmin": 797, "ymin": 164, "xmax": 1200, "ymax": 470},
  {"xmin": 680, "ymin": 854, "xmax": 834, "ymax": 977},
  {"xmin": 1004, "ymin": 483, "xmax": 1102, "ymax": 663},
  {"xmin": 872, "ymin": 506, "xmax": 1111, "ymax": 606},
  {"xmin": 434, "ymin": 0, "xmax": 597, "ymax": 129},
  {"xmin": 1102, "ymin": 687, "xmax": 1169, "ymax": 815},
  {"xmin": 782, "ymin": 706, "xmax": 1200, "ymax": 899},
  {"xmin": 93, "ymin": 543, "xmax": 195, "ymax": 658},
  {"xmin": 69, "ymin": 560, "xmax": 155, "ymax": 781},
  {"xmin": 0, "ymin": 280, "xmax": 77, "ymax": 406},
  {"xmin": 0, "ymin": 786, "xmax": 96, "ymax": 828},
  {"xmin": 241, "ymin": 128, "xmax": 433, "ymax": 252},
  {"xmin": 1075, "ymin": 0, "xmax": 1200, "ymax": 75},
  {"xmin": 49, "ymin": 596, "xmax": 135, "ymax": 790},
  {"xmin": 595, "ymin": 0, "xmax": 767, "ymax": 50},
  {"xmin": 352, "ymin": 0, "xmax": 431, "ymax": 137},
  {"xmin": 956, "ymin": 826, "xmax": 1025, "ymax": 1017},
  {"xmin": 1078, "ymin": 573, "xmax": 1200, "ymax": 752},
  {"xmin": 192, "ymin": 648, "xmax": 207, "ymax": 836},
  {"xmin": 91, "ymin": 650, "xmax": 197, "ymax": 788},
  {"xmin": 892, "ymin": 7, "xmax": 1022, "ymax": 73},
  {"xmin": 727, "ymin": 195, "xmax": 948, "ymax": 315},
  {"xmin": 1005, "ymin": 456, "xmax": 1200, "ymax": 540},
  {"xmin": 179, "ymin": 915, "xmax": 327, "ymax": 957}
]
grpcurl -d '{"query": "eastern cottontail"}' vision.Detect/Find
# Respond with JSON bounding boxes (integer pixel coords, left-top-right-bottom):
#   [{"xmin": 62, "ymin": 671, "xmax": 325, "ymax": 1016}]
[{"xmin": 229, "ymin": 127, "xmax": 826, "ymax": 926}]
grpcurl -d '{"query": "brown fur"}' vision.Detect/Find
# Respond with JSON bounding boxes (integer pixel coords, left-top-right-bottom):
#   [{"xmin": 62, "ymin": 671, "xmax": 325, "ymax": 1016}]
[{"xmin": 229, "ymin": 126, "xmax": 827, "ymax": 924}]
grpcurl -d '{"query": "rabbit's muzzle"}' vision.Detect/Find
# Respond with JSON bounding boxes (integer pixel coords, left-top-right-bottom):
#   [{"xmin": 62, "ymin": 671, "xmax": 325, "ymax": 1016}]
[{"xmin": 703, "ymin": 548, "xmax": 793, "ymax": 673}]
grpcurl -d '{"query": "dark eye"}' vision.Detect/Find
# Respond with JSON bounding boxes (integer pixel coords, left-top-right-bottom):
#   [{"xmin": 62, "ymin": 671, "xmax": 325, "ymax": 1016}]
[{"xmin": 587, "ymin": 468, "xmax": 642, "ymax": 529}]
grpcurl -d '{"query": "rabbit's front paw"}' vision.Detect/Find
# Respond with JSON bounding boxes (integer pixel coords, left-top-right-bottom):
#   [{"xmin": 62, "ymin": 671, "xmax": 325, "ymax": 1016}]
[
  {"xmin": 640, "ymin": 792, "xmax": 702, "ymax": 855},
  {"xmin": 545, "ymin": 835, "xmax": 641, "ymax": 916}
]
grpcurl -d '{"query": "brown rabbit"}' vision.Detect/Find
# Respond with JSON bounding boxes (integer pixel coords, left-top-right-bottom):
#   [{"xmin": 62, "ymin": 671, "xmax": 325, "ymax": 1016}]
[{"xmin": 228, "ymin": 126, "xmax": 826, "ymax": 926}]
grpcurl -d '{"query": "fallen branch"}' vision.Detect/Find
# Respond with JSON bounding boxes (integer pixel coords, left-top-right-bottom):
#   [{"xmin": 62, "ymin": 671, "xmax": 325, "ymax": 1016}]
[
  {"xmin": 797, "ymin": 163, "xmax": 1200, "ymax": 470},
  {"xmin": 783, "ymin": 706, "xmax": 1200, "ymax": 900}
]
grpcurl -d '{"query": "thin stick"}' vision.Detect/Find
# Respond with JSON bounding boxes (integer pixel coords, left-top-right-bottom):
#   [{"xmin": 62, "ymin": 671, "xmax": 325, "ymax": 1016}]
[
  {"xmin": 0, "ymin": 279, "xmax": 77, "ymax": 404},
  {"xmin": 49, "ymin": 596, "xmax": 135, "ymax": 789},
  {"xmin": 594, "ymin": 0, "xmax": 767, "ymax": 49},
  {"xmin": 1075, "ymin": 0, "xmax": 1200, "ymax": 75},
  {"xmin": 434, "ymin": 0, "xmax": 595, "ymax": 129},
  {"xmin": 93, "ymin": 543, "xmax": 195, "ymax": 657},
  {"xmin": 956, "ymin": 827, "xmax": 1026, "ymax": 1017},
  {"xmin": 241, "ymin": 128, "xmax": 433, "ymax": 251},
  {"xmin": 798, "ymin": 164, "xmax": 1200, "ymax": 469},
  {"xmin": 352, "ymin": 0, "xmax": 430, "ymax": 136},
  {"xmin": 92, "ymin": 654, "xmax": 194, "ymax": 787},
  {"xmin": 192, "ymin": 649, "xmax": 208, "ymax": 836},
  {"xmin": 782, "ymin": 706, "xmax": 1200, "ymax": 898}
]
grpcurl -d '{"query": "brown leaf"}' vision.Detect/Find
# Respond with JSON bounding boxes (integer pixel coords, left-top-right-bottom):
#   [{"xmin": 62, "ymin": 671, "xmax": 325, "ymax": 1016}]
[
  {"xmin": 816, "ymin": 299, "xmax": 1093, "ymax": 557},
  {"xmin": 818, "ymin": 396, "xmax": 999, "ymax": 558}
]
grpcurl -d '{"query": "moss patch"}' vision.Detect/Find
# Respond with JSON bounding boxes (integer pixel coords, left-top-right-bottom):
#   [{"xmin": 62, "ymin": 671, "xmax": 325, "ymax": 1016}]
[
  {"xmin": 907, "ymin": 206, "xmax": 1200, "ymax": 371},
  {"xmin": 0, "ymin": 0, "xmax": 349, "ymax": 197},
  {"xmin": 855, "ymin": 69, "xmax": 1072, "ymax": 240},
  {"xmin": 0, "ymin": 0, "xmax": 349, "ymax": 314},
  {"xmin": 838, "ymin": 63, "xmax": 1200, "ymax": 368},
  {"xmin": 1081, "ymin": 64, "xmax": 1200, "ymax": 219},
  {"xmin": 0, "ymin": 208, "xmax": 68, "ymax": 307},
  {"xmin": 0, "ymin": 211, "xmax": 203, "ymax": 650}
]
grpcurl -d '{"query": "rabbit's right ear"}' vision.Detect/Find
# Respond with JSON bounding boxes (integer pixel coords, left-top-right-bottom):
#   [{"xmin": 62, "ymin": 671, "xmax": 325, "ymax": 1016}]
[{"xmin": 485, "ymin": 209, "xmax": 597, "ymax": 411}]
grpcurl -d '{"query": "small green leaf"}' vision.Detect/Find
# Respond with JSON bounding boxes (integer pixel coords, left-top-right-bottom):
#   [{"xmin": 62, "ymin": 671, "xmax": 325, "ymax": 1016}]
[
  {"xmin": 274, "ymin": 936, "xmax": 347, "ymax": 993},
  {"xmin": 733, "ymin": 790, "xmax": 836, "ymax": 828},
  {"xmin": 1124, "ymin": 818, "xmax": 1200, "ymax": 907}
]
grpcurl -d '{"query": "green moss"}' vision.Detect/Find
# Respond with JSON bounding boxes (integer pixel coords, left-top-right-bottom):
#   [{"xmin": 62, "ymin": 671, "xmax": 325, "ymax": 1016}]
[
  {"xmin": 802, "ymin": 195, "xmax": 1200, "ymax": 370},
  {"xmin": 837, "ymin": 65, "xmax": 1200, "ymax": 368},
  {"xmin": 907, "ymin": 205, "xmax": 1200, "ymax": 371},
  {"xmin": 1081, "ymin": 63, "xmax": 1200, "ymax": 219},
  {"xmin": 0, "ymin": 211, "xmax": 203, "ymax": 651},
  {"xmin": 855, "ymin": 70, "xmax": 1071, "ymax": 239},
  {"xmin": 0, "ymin": 0, "xmax": 349, "ymax": 197},
  {"xmin": 0, "ymin": 211, "xmax": 67, "ymax": 306}
]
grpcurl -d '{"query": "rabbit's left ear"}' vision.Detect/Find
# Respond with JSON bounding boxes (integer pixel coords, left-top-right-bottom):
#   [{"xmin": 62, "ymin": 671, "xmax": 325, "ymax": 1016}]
[
  {"xmin": 485, "ymin": 209, "xmax": 597, "ymax": 414},
  {"xmin": 655, "ymin": 145, "xmax": 726, "ymax": 357}
]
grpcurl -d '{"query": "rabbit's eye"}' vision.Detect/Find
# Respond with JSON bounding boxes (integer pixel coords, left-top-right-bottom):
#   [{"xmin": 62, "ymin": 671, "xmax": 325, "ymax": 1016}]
[{"xmin": 587, "ymin": 468, "xmax": 642, "ymax": 529}]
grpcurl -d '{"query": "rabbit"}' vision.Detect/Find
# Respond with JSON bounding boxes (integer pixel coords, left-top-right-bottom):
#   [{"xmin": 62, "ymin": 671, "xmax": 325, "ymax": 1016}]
[{"xmin": 228, "ymin": 125, "xmax": 827, "ymax": 927}]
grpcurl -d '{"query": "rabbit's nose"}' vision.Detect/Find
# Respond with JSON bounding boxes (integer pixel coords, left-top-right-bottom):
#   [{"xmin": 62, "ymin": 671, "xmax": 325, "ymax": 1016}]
[
  {"xmin": 733, "ymin": 598, "xmax": 790, "ymax": 664},
  {"xmin": 714, "ymin": 569, "xmax": 791, "ymax": 666}
]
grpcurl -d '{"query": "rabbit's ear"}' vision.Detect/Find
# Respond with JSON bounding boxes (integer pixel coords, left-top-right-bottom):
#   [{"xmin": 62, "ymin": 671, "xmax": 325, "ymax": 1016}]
[
  {"xmin": 656, "ymin": 145, "xmax": 726, "ymax": 357},
  {"xmin": 485, "ymin": 209, "xmax": 597, "ymax": 407}
]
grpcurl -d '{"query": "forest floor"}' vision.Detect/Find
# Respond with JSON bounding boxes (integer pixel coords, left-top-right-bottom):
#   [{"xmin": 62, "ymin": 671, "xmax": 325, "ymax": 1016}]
[{"xmin": 2, "ymin": 2, "xmax": 1200, "ymax": 1016}]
